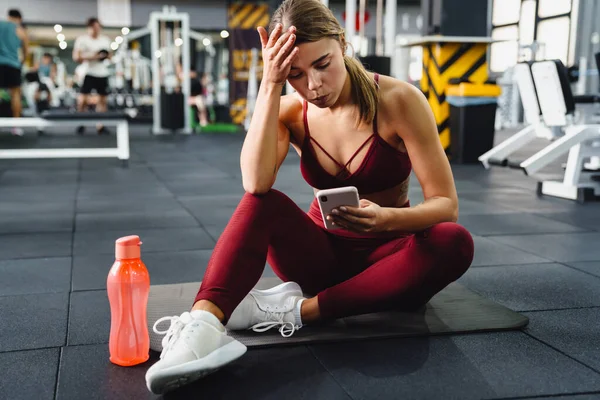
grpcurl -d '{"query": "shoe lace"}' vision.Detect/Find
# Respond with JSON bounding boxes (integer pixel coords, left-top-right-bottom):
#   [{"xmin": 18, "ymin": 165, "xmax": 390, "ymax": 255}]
[
  {"xmin": 153, "ymin": 315, "xmax": 188, "ymax": 359},
  {"xmin": 249, "ymin": 310, "xmax": 301, "ymax": 338}
]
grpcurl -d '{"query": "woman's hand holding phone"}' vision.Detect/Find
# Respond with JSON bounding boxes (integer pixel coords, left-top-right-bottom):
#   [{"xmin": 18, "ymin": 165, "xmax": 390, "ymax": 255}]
[
  {"xmin": 328, "ymin": 199, "xmax": 391, "ymax": 233},
  {"xmin": 316, "ymin": 187, "xmax": 390, "ymax": 233}
]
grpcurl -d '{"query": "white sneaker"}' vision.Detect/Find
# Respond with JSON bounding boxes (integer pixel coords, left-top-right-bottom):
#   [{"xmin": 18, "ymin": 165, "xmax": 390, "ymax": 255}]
[
  {"xmin": 145, "ymin": 310, "xmax": 247, "ymax": 394},
  {"xmin": 226, "ymin": 281, "xmax": 306, "ymax": 337}
]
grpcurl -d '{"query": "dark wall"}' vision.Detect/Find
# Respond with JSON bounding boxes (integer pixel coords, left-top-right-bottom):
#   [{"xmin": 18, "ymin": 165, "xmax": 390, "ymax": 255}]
[
  {"xmin": 130, "ymin": 0, "xmax": 226, "ymax": 30},
  {"xmin": 0, "ymin": 1, "xmax": 98, "ymax": 25},
  {"xmin": 421, "ymin": 0, "xmax": 489, "ymax": 37}
]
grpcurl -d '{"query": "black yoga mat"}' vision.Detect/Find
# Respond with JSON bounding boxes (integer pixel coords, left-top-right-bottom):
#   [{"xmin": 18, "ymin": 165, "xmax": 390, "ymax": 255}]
[{"xmin": 147, "ymin": 277, "xmax": 528, "ymax": 350}]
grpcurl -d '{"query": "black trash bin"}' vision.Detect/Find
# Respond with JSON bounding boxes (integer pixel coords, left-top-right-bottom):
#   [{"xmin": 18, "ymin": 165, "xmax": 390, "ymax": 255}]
[{"xmin": 446, "ymin": 82, "xmax": 501, "ymax": 164}]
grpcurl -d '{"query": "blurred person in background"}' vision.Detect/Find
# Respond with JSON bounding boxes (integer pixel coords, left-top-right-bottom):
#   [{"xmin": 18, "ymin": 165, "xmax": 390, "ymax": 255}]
[
  {"xmin": 0, "ymin": 8, "xmax": 29, "ymax": 135},
  {"xmin": 73, "ymin": 17, "xmax": 112, "ymax": 134}
]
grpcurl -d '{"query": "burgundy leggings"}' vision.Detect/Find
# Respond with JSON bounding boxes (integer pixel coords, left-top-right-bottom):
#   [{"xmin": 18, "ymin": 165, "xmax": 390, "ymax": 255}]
[{"xmin": 194, "ymin": 189, "xmax": 474, "ymax": 324}]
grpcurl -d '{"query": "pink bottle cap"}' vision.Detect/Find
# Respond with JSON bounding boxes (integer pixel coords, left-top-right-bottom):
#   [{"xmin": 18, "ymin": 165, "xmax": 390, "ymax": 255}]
[{"xmin": 115, "ymin": 235, "xmax": 142, "ymax": 259}]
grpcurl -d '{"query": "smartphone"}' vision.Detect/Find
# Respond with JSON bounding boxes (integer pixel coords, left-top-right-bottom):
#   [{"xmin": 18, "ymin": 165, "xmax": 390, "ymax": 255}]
[{"xmin": 315, "ymin": 186, "xmax": 360, "ymax": 230}]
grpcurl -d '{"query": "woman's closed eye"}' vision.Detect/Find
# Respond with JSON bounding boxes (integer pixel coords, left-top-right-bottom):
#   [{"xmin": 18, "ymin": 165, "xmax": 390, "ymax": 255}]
[{"xmin": 288, "ymin": 63, "xmax": 331, "ymax": 80}]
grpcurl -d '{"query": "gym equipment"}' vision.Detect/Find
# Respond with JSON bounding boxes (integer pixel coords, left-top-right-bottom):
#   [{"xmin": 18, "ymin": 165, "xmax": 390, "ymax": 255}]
[
  {"xmin": 480, "ymin": 60, "xmax": 600, "ymax": 202},
  {"xmin": 525, "ymin": 61, "xmax": 600, "ymax": 201},
  {"xmin": 0, "ymin": 111, "xmax": 130, "ymax": 165},
  {"xmin": 119, "ymin": 6, "xmax": 215, "ymax": 135},
  {"xmin": 478, "ymin": 62, "xmax": 558, "ymax": 169},
  {"xmin": 147, "ymin": 277, "xmax": 527, "ymax": 351}
]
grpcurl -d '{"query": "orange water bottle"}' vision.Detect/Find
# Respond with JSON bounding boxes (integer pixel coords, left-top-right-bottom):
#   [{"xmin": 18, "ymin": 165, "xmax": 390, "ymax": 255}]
[{"xmin": 107, "ymin": 235, "xmax": 150, "ymax": 366}]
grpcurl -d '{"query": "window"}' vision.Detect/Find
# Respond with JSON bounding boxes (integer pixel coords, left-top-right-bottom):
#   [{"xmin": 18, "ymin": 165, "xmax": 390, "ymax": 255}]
[
  {"xmin": 537, "ymin": 16, "xmax": 571, "ymax": 64},
  {"xmin": 489, "ymin": 0, "xmax": 574, "ymax": 73},
  {"xmin": 492, "ymin": 25, "xmax": 520, "ymax": 41},
  {"xmin": 492, "ymin": 0, "xmax": 521, "ymax": 25},
  {"xmin": 519, "ymin": 0, "xmax": 536, "ymax": 45},
  {"xmin": 490, "ymin": 26, "xmax": 519, "ymax": 72},
  {"xmin": 538, "ymin": 0, "xmax": 571, "ymax": 18}
]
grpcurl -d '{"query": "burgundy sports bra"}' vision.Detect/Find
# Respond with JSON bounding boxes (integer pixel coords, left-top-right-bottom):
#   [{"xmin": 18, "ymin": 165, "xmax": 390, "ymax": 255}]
[{"xmin": 299, "ymin": 73, "xmax": 412, "ymax": 195}]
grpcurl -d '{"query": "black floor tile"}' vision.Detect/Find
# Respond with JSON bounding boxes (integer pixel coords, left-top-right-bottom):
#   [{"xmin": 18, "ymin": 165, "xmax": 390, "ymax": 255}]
[
  {"xmin": 0, "ymin": 185, "xmax": 77, "ymax": 201},
  {"xmin": 56, "ymin": 344, "xmax": 159, "ymax": 400},
  {"xmin": 68, "ymin": 291, "xmax": 110, "ymax": 345},
  {"xmin": 75, "ymin": 210, "xmax": 199, "ymax": 231},
  {"xmin": 0, "ymin": 257, "xmax": 71, "ymax": 296},
  {"xmin": 79, "ymin": 157, "xmax": 145, "ymax": 170},
  {"xmin": 72, "ymin": 250, "xmax": 211, "ymax": 291},
  {"xmin": 459, "ymin": 263, "xmax": 600, "ymax": 311},
  {"xmin": 166, "ymin": 178, "xmax": 246, "ymax": 197},
  {"xmin": 4, "ymin": 159, "xmax": 78, "ymax": 170},
  {"xmin": 0, "ymin": 348, "xmax": 59, "ymax": 400},
  {"xmin": 0, "ymin": 200, "xmax": 74, "ymax": 214},
  {"xmin": 309, "ymin": 332, "xmax": 600, "ymax": 400},
  {"xmin": 151, "ymin": 346, "xmax": 352, "ymax": 400},
  {"xmin": 73, "ymin": 227, "xmax": 215, "ymax": 256},
  {"xmin": 0, "ymin": 212, "xmax": 73, "ymax": 234},
  {"xmin": 77, "ymin": 183, "xmax": 173, "ymax": 199},
  {"xmin": 0, "ymin": 169, "xmax": 77, "ymax": 186},
  {"xmin": 202, "ymin": 223, "xmax": 227, "ymax": 242},
  {"xmin": 60, "ymin": 341, "xmax": 350, "ymax": 400},
  {"xmin": 493, "ymin": 232, "xmax": 600, "ymax": 263},
  {"xmin": 178, "ymin": 193, "xmax": 243, "ymax": 217},
  {"xmin": 520, "ymin": 395, "xmax": 600, "ymax": 400},
  {"xmin": 151, "ymin": 165, "xmax": 232, "ymax": 181},
  {"xmin": 457, "ymin": 213, "xmax": 588, "ymax": 236},
  {"xmin": 0, "ymin": 232, "xmax": 72, "ymax": 260},
  {"xmin": 186, "ymin": 206, "xmax": 236, "ymax": 227},
  {"xmin": 537, "ymin": 209, "xmax": 600, "ymax": 232},
  {"xmin": 524, "ymin": 308, "xmax": 600, "ymax": 372},
  {"xmin": 471, "ymin": 235, "xmax": 551, "ymax": 267},
  {"xmin": 79, "ymin": 167, "xmax": 160, "ymax": 184},
  {"xmin": 461, "ymin": 190, "xmax": 589, "ymax": 213},
  {"xmin": 453, "ymin": 179, "xmax": 490, "ymax": 193},
  {"xmin": 564, "ymin": 261, "xmax": 600, "ymax": 279},
  {"xmin": 76, "ymin": 197, "xmax": 185, "ymax": 214},
  {"xmin": 455, "ymin": 198, "xmax": 517, "ymax": 215},
  {"xmin": 0, "ymin": 293, "xmax": 68, "ymax": 352}
]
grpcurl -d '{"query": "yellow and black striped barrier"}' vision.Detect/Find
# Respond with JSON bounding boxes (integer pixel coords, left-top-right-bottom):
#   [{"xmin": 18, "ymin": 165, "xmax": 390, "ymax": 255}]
[
  {"xmin": 228, "ymin": 3, "xmax": 270, "ymax": 30},
  {"xmin": 230, "ymin": 98, "xmax": 248, "ymax": 125},
  {"xmin": 228, "ymin": 2, "xmax": 270, "ymax": 125},
  {"xmin": 421, "ymin": 42, "xmax": 489, "ymax": 150}
]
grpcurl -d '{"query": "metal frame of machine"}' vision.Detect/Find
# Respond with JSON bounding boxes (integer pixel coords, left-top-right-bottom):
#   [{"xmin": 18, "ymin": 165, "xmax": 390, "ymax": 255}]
[{"xmin": 120, "ymin": 6, "xmax": 214, "ymax": 135}]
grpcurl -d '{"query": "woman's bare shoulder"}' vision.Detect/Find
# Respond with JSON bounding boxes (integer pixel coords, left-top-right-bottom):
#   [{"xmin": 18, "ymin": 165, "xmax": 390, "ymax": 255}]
[
  {"xmin": 377, "ymin": 75, "xmax": 424, "ymax": 114},
  {"xmin": 279, "ymin": 92, "xmax": 304, "ymax": 125}
]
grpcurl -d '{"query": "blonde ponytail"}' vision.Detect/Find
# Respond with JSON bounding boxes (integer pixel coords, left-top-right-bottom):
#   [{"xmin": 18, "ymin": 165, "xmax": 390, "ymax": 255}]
[{"xmin": 343, "ymin": 55, "xmax": 378, "ymax": 126}]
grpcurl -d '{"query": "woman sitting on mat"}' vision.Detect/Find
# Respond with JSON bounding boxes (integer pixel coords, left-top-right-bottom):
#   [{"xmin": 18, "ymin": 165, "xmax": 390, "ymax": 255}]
[{"xmin": 145, "ymin": 0, "xmax": 474, "ymax": 394}]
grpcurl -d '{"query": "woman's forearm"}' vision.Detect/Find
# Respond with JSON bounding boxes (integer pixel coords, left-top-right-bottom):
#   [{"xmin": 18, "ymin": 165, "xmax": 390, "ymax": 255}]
[
  {"xmin": 383, "ymin": 197, "xmax": 458, "ymax": 233},
  {"xmin": 240, "ymin": 82, "xmax": 283, "ymax": 193}
]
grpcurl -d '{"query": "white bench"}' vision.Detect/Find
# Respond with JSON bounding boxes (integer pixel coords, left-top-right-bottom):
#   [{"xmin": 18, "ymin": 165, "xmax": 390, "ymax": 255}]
[{"xmin": 0, "ymin": 111, "xmax": 130, "ymax": 166}]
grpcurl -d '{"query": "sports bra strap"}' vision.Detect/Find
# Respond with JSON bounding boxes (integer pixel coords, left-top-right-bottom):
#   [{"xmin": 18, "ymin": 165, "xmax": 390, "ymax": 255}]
[
  {"xmin": 373, "ymin": 73, "xmax": 380, "ymax": 136},
  {"xmin": 302, "ymin": 100, "xmax": 310, "ymax": 142},
  {"xmin": 342, "ymin": 133, "xmax": 376, "ymax": 169}
]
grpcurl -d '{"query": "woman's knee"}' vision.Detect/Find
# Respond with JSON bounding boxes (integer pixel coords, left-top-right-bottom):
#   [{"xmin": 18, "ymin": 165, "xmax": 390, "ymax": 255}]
[
  {"xmin": 423, "ymin": 222, "xmax": 474, "ymax": 274},
  {"xmin": 237, "ymin": 189, "xmax": 289, "ymax": 215},
  {"xmin": 241, "ymin": 188, "xmax": 288, "ymax": 207}
]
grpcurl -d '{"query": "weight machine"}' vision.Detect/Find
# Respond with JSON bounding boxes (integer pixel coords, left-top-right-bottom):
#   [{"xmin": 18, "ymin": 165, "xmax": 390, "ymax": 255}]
[
  {"xmin": 119, "ymin": 6, "xmax": 215, "ymax": 135},
  {"xmin": 480, "ymin": 59, "xmax": 600, "ymax": 202}
]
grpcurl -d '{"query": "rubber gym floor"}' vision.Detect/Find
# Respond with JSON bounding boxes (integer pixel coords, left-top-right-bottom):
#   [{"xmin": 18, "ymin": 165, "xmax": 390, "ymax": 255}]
[{"xmin": 1, "ymin": 125, "xmax": 600, "ymax": 400}]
